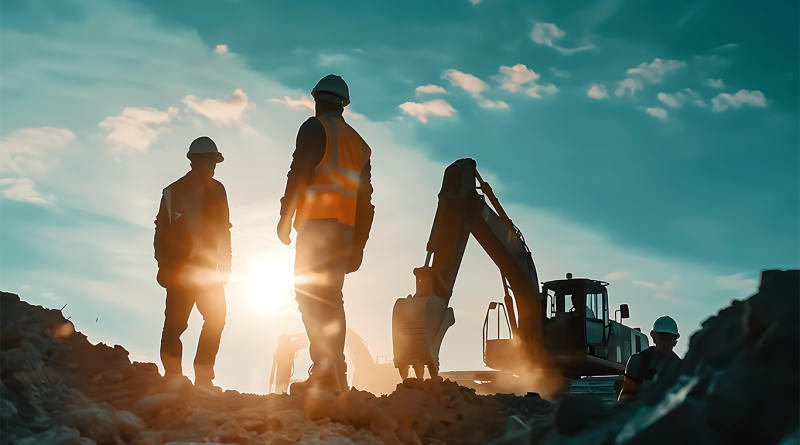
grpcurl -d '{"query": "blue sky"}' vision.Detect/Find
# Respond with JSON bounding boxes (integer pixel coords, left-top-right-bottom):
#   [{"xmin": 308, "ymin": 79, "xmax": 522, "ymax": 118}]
[{"xmin": 1, "ymin": 0, "xmax": 797, "ymax": 393}]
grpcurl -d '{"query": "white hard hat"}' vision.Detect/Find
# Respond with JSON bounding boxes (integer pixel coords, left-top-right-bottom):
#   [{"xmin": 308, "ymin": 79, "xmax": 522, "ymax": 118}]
[
  {"xmin": 187, "ymin": 136, "xmax": 223, "ymax": 162},
  {"xmin": 312, "ymin": 74, "xmax": 350, "ymax": 106},
  {"xmin": 652, "ymin": 316, "xmax": 680, "ymax": 337}
]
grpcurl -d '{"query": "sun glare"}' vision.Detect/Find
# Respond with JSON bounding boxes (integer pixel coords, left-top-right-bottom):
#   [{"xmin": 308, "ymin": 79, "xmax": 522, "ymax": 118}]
[{"xmin": 247, "ymin": 256, "xmax": 296, "ymax": 311}]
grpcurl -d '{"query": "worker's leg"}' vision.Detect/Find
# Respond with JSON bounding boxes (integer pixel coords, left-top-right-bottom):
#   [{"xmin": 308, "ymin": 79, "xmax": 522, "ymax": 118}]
[
  {"xmin": 160, "ymin": 283, "xmax": 195, "ymax": 375},
  {"xmin": 193, "ymin": 283, "xmax": 226, "ymax": 385},
  {"xmin": 294, "ymin": 220, "xmax": 353, "ymax": 388}
]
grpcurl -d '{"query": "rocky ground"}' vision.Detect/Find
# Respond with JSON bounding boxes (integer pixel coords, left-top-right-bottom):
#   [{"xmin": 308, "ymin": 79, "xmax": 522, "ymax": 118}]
[
  {"xmin": 0, "ymin": 291, "xmax": 553, "ymax": 445},
  {"xmin": 1, "ymin": 269, "xmax": 798, "ymax": 445}
]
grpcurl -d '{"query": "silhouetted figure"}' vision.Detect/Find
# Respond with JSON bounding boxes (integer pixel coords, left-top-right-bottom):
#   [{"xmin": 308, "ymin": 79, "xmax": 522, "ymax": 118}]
[
  {"xmin": 269, "ymin": 333, "xmax": 309, "ymax": 394},
  {"xmin": 277, "ymin": 74, "xmax": 374, "ymax": 394},
  {"xmin": 154, "ymin": 136, "xmax": 232, "ymax": 390},
  {"xmin": 618, "ymin": 316, "xmax": 681, "ymax": 400}
]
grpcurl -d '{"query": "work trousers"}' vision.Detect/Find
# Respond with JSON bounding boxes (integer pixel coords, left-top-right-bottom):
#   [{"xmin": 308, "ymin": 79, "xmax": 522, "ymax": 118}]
[
  {"xmin": 294, "ymin": 219, "xmax": 353, "ymax": 375},
  {"xmin": 160, "ymin": 278, "xmax": 226, "ymax": 373}
]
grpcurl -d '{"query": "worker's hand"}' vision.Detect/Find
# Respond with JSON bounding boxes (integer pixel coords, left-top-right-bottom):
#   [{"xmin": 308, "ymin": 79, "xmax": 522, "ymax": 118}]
[
  {"xmin": 156, "ymin": 268, "xmax": 173, "ymax": 288},
  {"xmin": 346, "ymin": 247, "xmax": 364, "ymax": 274},
  {"xmin": 277, "ymin": 216, "xmax": 292, "ymax": 246},
  {"xmin": 216, "ymin": 268, "xmax": 232, "ymax": 285}
]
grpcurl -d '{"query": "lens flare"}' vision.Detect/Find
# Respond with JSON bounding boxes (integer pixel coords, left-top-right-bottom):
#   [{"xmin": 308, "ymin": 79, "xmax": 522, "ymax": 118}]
[{"xmin": 247, "ymin": 256, "xmax": 295, "ymax": 311}]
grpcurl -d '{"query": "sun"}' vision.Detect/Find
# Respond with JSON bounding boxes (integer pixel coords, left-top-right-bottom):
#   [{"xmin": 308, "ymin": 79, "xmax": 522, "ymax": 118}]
[{"xmin": 246, "ymin": 255, "xmax": 296, "ymax": 311}]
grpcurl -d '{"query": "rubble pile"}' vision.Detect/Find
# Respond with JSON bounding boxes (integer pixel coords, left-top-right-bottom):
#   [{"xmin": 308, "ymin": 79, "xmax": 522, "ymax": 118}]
[
  {"xmin": 538, "ymin": 269, "xmax": 800, "ymax": 445},
  {"xmin": 0, "ymin": 291, "xmax": 554, "ymax": 445}
]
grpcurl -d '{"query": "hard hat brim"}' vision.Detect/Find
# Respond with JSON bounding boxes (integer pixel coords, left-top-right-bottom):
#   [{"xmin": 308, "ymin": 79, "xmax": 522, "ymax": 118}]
[{"xmin": 187, "ymin": 152, "xmax": 224, "ymax": 163}]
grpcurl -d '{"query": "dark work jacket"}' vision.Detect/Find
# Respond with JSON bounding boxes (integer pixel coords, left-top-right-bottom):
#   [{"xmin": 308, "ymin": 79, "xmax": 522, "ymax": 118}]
[
  {"xmin": 624, "ymin": 347, "xmax": 681, "ymax": 387},
  {"xmin": 280, "ymin": 110, "xmax": 374, "ymax": 251},
  {"xmin": 154, "ymin": 171, "xmax": 232, "ymax": 274}
]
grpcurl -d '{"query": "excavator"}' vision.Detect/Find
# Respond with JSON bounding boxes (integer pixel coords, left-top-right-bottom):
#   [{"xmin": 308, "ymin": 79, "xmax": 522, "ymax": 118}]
[{"xmin": 392, "ymin": 158, "xmax": 648, "ymax": 394}]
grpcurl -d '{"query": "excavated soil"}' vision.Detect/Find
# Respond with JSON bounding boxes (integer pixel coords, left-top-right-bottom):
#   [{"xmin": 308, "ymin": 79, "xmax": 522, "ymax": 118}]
[{"xmin": 0, "ymin": 291, "xmax": 553, "ymax": 445}]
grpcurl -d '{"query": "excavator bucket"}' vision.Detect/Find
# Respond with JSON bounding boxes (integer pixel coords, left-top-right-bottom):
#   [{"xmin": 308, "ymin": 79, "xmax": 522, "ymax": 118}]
[{"xmin": 392, "ymin": 292, "xmax": 455, "ymax": 379}]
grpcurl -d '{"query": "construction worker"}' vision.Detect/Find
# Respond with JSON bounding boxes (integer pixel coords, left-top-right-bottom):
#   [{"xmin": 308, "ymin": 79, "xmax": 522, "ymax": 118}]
[
  {"xmin": 277, "ymin": 74, "xmax": 374, "ymax": 394},
  {"xmin": 618, "ymin": 316, "xmax": 681, "ymax": 400},
  {"xmin": 154, "ymin": 136, "xmax": 232, "ymax": 390}
]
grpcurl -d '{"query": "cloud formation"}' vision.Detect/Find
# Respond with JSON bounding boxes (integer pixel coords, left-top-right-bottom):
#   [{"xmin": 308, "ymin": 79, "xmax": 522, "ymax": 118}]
[
  {"xmin": 415, "ymin": 85, "xmax": 447, "ymax": 94},
  {"xmin": 711, "ymin": 90, "xmax": 767, "ymax": 112},
  {"xmin": 626, "ymin": 58, "xmax": 687, "ymax": 83},
  {"xmin": 526, "ymin": 83, "xmax": 558, "ymax": 98},
  {"xmin": 706, "ymin": 78, "xmax": 725, "ymax": 89},
  {"xmin": 496, "ymin": 64, "xmax": 540, "ymax": 92},
  {"xmin": 318, "ymin": 54, "xmax": 350, "ymax": 67},
  {"xmin": 268, "ymin": 95, "xmax": 315, "ymax": 112},
  {"xmin": 399, "ymin": 99, "xmax": 456, "ymax": 123},
  {"xmin": 658, "ymin": 92, "xmax": 685, "ymax": 108},
  {"xmin": 0, "ymin": 177, "xmax": 49, "ymax": 204},
  {"xmin": 550, "ymin": 67, "xmax": 570, "ymax": 78},
  {"xmin": 99, "ymin": 106, "xmax": 178, "ymax": 152},
  {"xmin": 646, "ymin": 107, "xmax": 668, "ymax": 119},
  {"xmin": 587, "ymin": 84, "xmax": 608, "ymax": 99},
  {"xmin": 215, "ymin": 45, "xmax": 229, "ymax": 54},
  {"xmin": 441, "ymin": 69, "xmax": 488, "ymax": 94},
  {"xmin": 0, "ymin": 126, "xmax": 76, "ymax": 175},
  {"xmin": 479, "ymin": 98, "xmax": 508, "ymax": 109},
  {"xmin": 615, "ymin": 78, "xmax": 643, "ymax": 98},
  {"xmin": 530, "ymin": 23, "xmax": 595, "ymax": 54},
  {"xmin": 182, "ymin": 89, "xmax": 254, "ymax": 126}
]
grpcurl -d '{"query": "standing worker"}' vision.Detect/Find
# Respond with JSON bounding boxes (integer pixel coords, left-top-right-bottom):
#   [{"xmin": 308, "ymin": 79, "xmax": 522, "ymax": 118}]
[
  {"xmin": 154, "ymin": 136, "xmax": 232, "ymax": 390},
  {"xmin": 618, "ymin": 316, "xmax": 681, "ymax": 400},
  {"xmin": 277, "ymin": 74, "xmax": 374, "ymax": 395}
]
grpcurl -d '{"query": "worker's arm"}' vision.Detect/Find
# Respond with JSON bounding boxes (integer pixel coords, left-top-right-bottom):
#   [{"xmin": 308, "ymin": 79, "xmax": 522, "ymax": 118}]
[
  {"xmin": 277, "ymin": 117, "xmax": 326, "ymax": 244},
  {"xmin": 217, "ymin": 182, "xmax": 233, "ymax": 284},
  {"xmin": 154, "ymin": 192, "xmax": 173, "ymax": 288},
  {"xmin": 618, "ymin": 354, "xmax": 642, "ymax": 401},
  {"xmin": 348, "ymin": 160, "xmax": 374, "ymax": 273}
]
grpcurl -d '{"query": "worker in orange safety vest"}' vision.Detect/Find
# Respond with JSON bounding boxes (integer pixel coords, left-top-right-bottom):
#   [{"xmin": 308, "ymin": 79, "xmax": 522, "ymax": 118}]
[{"xmin": 276, "ymin": 74, "xmax": 374, "ymax": 395}]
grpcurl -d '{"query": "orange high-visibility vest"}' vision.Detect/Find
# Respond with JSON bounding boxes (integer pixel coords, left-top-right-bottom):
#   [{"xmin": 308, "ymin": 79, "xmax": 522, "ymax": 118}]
[{"xmin": 295, "ymin": 114, "xmax": 371, "ymax": 227}]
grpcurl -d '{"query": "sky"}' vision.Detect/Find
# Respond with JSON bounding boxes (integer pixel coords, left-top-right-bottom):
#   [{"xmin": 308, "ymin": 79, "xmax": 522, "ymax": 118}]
[{"xmin": 1, "ymin": 0, "xmax": 797, "ymax": 394}]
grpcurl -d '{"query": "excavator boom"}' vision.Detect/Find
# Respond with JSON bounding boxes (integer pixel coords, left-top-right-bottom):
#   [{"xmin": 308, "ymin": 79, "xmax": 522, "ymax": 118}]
[{"xmin": 392, "ymin": 159, "xmax": 549, "ymax": 377}]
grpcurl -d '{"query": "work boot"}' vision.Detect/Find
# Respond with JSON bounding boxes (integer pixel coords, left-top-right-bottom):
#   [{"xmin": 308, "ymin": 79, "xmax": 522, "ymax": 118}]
[
  {"xmin": 194, "ymin": 363, "xmax": 221, "ymax": 393},
  {"xmin": 290, "ymin": 363, "xmax": 344, "ymax": 395}
]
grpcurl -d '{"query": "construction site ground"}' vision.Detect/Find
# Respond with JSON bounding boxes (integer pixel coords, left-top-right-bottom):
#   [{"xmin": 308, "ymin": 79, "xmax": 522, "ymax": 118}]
[{"xmin": 1, "ymin": 269, "xmax": 798, "ymax": 445}]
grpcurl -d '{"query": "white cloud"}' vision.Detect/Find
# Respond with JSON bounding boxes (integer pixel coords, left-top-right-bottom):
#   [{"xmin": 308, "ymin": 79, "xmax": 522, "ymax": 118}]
[
  {"xmin": 634, "ymin": 275, "xmax": 681, "ymax": 291},
  {"xmin": 550, "ymin": 67, "xmax": 570, "ymax": 78},
  {"xmin": 496, "ymin": 64, "xmax": 540, "ymax": 92},
  {"xmin": 0, "ymin": 177, "xmax": 49, "ymax": 204},
  {"xmin": 0, "ymin": 127, "xmax": 76, "ymax": 175},
  {"xmin": 479, "ymin": 98, "xmax": 509, "ymax": 109},
  {"xmin": 318, "ymin": 54, "xmax": 350, "ymax": 67},
  {"xmin": 646, "ymin": 107, "xmax": 668, "ymax": 119},
  {"xmin": 711, "ymin": 90, "xmax": 767, "ymax": 112},
  {"xmin": 604, "ymin": 271, "xmax": 629, "ymax": 280},
  {"xmin": 468, "ymin": 0, "xmax": 483, "ymax": 4},
  {"xmin": 626, "ymin": 58, "xmax": 686, "ymax": 83},
  {"xmin": 99, "ymin": 106, "xmax": 178, "ymax": 152},
  {"xmin": 716, "ymin": 273, "xmax": 757, "ymax": 291},
  {"xmin": 182, "ymin": 88, "xmax": 255, "ymax": 125},
  {"xmin": 398, "ymin": 99, "xmax": 456, "ymax": 123},
  {"xmin": 415, "ymin": 85, "xmax": 447, "ymax": 94},
  {"xmin": 215, "ymin": 45, "xmax": 229, "ymax": 54},
  {"xmin": 268, "ymin": 95, "xmax": 315, "ymax": 112},
  {"xmin": 441, "ymin": 69, "xmax": 488, "ymax": 94},
  {"xmin": 615, "ymin": 78, "xmax": 643, "ymax": 97},
  {"xmin": 530, "ymin": 23, "xmax": 595, "ymax": 55},
  {"xmin": 526, "ymin": 83, "xmax": 558, "ymax": 98},
  {"xmin": 658, "ymin": 92, "xmax": 686, "ymax": 108},
  {"xmin": 707, "ymin": 78, "xmax": 725, "ymax": 89},
  {"xmin": 587, "ymin": 84, "xmax": 608, "ymax": 99}
]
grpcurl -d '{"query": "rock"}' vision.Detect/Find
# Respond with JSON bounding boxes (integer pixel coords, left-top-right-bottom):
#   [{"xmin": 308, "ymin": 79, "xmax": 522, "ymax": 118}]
[
  {"xmin": 10, "ymin": 426, "xmax": 79, "ymax": 445},
  {"xmin": 55, "ymin": 406, "xmax": 116, "ymax": 444},
  {"xmin": 554, "ymin": 395, "xmax": 610, "ymax": 436},
  {"xmin": 114, "ymin": 411, "xmax": 147, "ymax": 441},
  {"xmin": 132, "ymin": 430, "xmax": 162, "ymax": 445},
  {"xmin": 129, "ymin": 393, "xmax": 180, "ymax": 422},
  {"xmin": 1, "ymin": 396, "xmax": 19, "ymax": 426}
]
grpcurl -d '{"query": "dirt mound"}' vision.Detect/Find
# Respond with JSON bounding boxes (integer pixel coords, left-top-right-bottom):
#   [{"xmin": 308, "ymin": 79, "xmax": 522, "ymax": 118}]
[
  {"xmin": 541, "ymin": 269, "xmax": 800, "ymax": 445},
  {"xmin": 0, "ymin": 292, "xmax": 553, "ymax": 445}
]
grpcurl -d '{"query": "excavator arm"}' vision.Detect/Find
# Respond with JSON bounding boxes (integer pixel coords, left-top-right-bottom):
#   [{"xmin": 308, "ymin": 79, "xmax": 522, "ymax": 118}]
[{"xmin": 392, "ymin": 158, "xmax": 549, "ymax": 378}]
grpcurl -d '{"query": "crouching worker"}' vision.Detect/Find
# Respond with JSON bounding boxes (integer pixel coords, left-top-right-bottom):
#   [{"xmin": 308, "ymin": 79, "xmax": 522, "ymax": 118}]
[
  {"xmin": 154, "ymin": 136, "xmax": 232, "ymax": 390},
  {"xmin": 618, "ymin": 316, "xmax": 681, "ymax": 401}
]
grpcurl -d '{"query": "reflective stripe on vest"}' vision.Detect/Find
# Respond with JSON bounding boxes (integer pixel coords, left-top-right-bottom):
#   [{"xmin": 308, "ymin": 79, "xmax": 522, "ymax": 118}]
[{"xmin": 295, "ymin": 114, "xmax": 371, "ymax": 227}]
